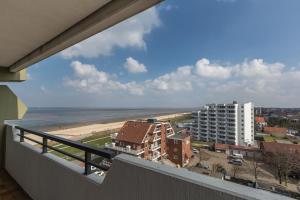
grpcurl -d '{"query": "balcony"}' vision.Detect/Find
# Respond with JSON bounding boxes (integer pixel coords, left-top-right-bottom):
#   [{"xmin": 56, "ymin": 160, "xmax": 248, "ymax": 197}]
[
  {"xmin": 150, "ymin": 151, "xmax": 161, "ymax": 161},
  {"xmin": 2, "ymin": 124, "xmax": 292, "ymax": 200},
  {"xmin": 105, "ymin": 143, "xmax": 144, "ymax": 156},
  {"xmin": 150, "ymin": 144, "xmax": 161, "ymax": 151},
  {"xmin": 153, "ymin": 135, "xmax": 162, "ymax": 142},
  {"xmin": 0, "ymin": 1, "xmax": 291, "ymax": 199}
]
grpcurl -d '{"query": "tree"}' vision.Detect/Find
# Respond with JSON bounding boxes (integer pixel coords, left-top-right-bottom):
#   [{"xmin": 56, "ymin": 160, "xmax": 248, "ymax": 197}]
[
  {"xmin": 264, "ymin": 151, "xmax": 300, "ymax": 185},
  {"xmin": 248, "ymin": 152, "xmax": 260, "ymax": 181},
  {"xmin": 231, "ymin": 165, "xmax": 242, "ymax": 178},
  {"xmin": 211, "ymin": 163, "xmax": 225, "ymax": 177}
]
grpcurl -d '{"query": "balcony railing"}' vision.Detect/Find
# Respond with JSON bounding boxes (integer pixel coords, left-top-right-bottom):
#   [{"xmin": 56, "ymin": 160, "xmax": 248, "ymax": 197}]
[
  {"xmin": 105, "ymin": 143, "xmax": 144, "ymax": 155},
  {"xmin": 150, "ymin": 152, "xmax": 161, "ymax": 161},
  {"xmin": 15, "ymin": 126, "xmax": 114, "ymax": 174},
  {"xmin": 150, "ymin": 144, "xmax": 160, "ymax": 151},
  {"xmin": 4, "ymin": 124, "xmax": 291, "ymax": 200}
]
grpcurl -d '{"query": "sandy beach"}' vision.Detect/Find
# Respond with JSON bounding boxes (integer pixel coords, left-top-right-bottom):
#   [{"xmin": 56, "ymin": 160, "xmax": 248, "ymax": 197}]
[{"xmin": 25, "ymin": 112, "xmax": 189, "ymax": 143}]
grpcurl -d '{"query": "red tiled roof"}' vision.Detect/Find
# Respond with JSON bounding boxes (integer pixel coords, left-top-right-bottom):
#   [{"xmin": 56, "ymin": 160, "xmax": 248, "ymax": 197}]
[
  {"xmin": 263, "ymin": 127, "xmax": 287, "ymax": 135},
  {"xmin": 229, "ymin": 145, "xmax": 258, "ymax": 152},
  {"xmin": 116, "ymin": 121, "xmax": 154, "ymax": 144},
  {"xmin": 255, "ymin": 117, "xmax": 266, "ymax": 123},
  {"xmin": 214, "ymin": 143, "xmax": 259, "ymax": 152},
  {"xmin": 214, "ymin": 143, "xmax": 229, "ymax": 150}
]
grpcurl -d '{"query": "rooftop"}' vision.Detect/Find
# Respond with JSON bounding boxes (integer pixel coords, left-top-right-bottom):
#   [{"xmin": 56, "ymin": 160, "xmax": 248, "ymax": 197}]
[
  {"xmin": 263, "ymin": 127, "xmax": 288, "ymax": 135},
  {"xmin": 169, "ymin": 131, "xmax": 190, "ymax": 141},
  {"xmin": 116, "ymin": 121, "xmax": 154, "ymax": 144},
  {"xmin": 261, "ymin": 141, "xmax": 300, "ymax": 154},
  {"xmin": 255, "ymin": 117, "xmax": 266, "ymax": 123}
]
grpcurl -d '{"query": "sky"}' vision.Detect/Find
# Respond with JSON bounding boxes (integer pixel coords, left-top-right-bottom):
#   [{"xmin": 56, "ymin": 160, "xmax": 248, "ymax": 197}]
[{"xmin": 9, "ymin": 0, "xmax": 300, "ymax": 108}]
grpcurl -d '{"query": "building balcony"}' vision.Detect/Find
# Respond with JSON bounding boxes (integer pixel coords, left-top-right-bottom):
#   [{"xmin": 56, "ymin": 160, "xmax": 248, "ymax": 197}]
[
  {"xmin": 105, "ymin": 143, "xmax": 144, "ymax": 156},
  {"xmin": 150, "ymin": 144, "xmax": 161, "ymax": 151},
  {"xmin": 166, "ymin": 129, "xmax": 175, "ymax": 137},
  {"xmin": 1, "ymin": 124, "xmax": 291, "ymax": 200},
  {"xmin": 152, "ymin": 135, "xmax": 162, "ymax": 142},
  {"xmin": 149, "ymin": 151, "xmax": 161, "ymax": 161},
  {"xmin": 153, "ymin": 128, "xmax": 162, "ymax": 134}
]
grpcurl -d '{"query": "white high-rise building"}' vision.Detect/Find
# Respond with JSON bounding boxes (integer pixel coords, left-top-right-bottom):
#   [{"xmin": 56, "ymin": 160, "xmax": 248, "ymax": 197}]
[{"xmin": 191, "ymin": 101, "xmax": 254, "ymax": 146}]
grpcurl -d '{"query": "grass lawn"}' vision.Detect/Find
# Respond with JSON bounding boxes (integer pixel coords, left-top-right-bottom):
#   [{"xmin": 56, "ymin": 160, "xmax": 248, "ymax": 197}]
[
  {"xmin": 49, "ymin": 131, "xmax": 113, "ymax": 160},
  {"xmin": 191, "ymin": 140, "xmax": 211, "ymax": 148},
  {"xmin": 263, "ymin": 135, "xmax": 276, "ymax": 142}
]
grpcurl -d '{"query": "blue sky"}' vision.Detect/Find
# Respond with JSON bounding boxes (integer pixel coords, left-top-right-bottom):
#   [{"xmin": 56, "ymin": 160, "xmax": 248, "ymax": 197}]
[{"xmin": 10, "ymin": 0, "xmax": 300, "ymax": 108}]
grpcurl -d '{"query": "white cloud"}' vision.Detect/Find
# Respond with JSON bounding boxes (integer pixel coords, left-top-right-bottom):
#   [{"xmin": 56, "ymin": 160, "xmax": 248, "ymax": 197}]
[
  {"xmin": 61, "ymin": 8, "xmax": 161, "ymax": 59},
  {"xmin": 195, "ymin": 58, "xmax": 232, "ymax": 79},
  {"xmin": 234, "ymin": 59, "xmax": 284, "ymax": 78},
  {"xmin": 146, "ymin": 65, "xmax": 193, "ymax": 91},
  {"xmin": 65, "ymin": 61, "xmax": 144, "ymax": 95},
  {"xmin": 124, "ymin": 57, "xmax": 147, "ymax": 73},
  {"xmin": 64, "ymin": 59, "xmax": 300, "ymax": 107}
]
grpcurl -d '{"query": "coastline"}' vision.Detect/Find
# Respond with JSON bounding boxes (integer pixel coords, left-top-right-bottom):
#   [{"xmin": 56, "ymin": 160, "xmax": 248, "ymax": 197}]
[
  {"xmin": 25, "ymin": 112, "xmax": 190, "ymax": 143},
  {"xmin": 38, "ymin": 111, "xmax": 187, "ymax": 132}
]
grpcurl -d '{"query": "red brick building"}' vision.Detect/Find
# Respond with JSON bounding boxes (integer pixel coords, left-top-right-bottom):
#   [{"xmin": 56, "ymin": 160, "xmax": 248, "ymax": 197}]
[
  {"xmin": 260, "ymin": 142, "xmax": 300, "ymax": 167},
  {"xmin": 263, "ymin": 126, "xmax": 287, "ymax": 137},
  {"xmin": 167, "ymin": 131, "xmax": 192, "ymax": 167},
  {"xmin": 105, "ymin": 119, "xmax": 175, "ymax": 161}
]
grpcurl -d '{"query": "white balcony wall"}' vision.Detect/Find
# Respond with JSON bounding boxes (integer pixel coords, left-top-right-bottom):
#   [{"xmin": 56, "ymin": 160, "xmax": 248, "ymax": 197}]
[{"xmin": 4, "ymin": 125, "xmax": 290, "ymax": 200}]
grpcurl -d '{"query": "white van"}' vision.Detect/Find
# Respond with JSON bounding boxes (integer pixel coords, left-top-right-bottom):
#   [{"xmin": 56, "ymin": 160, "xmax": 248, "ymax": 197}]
[{"xmin": 232, "ymin": 153, "xmax": 243, "ymax": 159}]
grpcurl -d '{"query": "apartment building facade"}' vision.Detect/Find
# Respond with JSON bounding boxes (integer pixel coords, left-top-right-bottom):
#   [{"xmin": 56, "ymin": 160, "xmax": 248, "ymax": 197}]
[
  {"xmin": 105, "ymin": 119, "xmax": 175, "ymax": 161},
  {"xmin": 191, "ymin": 101, "xmax": 254, "ymax": 146},
  {"xmin": 167, "ymin": 130, "xmax": 192, "ymax": 167}
]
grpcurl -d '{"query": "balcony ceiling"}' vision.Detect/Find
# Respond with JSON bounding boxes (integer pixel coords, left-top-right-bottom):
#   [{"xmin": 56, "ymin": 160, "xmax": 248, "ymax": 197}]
[{"xmin": 0, "ymin": 0, "xmax": 161, "ymax": 72}]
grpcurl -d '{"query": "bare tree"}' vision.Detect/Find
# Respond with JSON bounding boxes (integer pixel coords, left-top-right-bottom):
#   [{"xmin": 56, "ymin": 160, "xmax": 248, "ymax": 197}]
[
  {"xmin": 264, "ymin": 151, "xmax": 300, "ymax": 185},
  {"xmin": 231, "ymin": 165, "xmax": 242, "ymax": 178},
  {"xmin": 248, "ymin": 152, "xmax": 260, "ymax": 181},
  {"xmin": 211, "ymin": 163, "xmax": 225, "ymax": 177}
]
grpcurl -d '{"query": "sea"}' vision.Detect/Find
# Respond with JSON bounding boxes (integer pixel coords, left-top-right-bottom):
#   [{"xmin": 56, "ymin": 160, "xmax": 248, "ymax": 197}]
[{"xmin": 7, "ymin": 107, "xmax": 193, "ymax": 130}]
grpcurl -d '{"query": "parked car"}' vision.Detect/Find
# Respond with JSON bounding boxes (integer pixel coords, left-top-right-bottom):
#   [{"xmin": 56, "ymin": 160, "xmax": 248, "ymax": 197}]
[
  {"xmin": 192, "ymin": 148, "xmax": 199, "ymax": 154},
  {"xmin": 232, "ymin": 153, "xmax": 243, "ymax": 159},
  {"xmin": 228, "ymin": 159, "xmax": 243, "ymax": 166},
  {"xmin": 94, "ymin": 170, "xmax": 105, "ymax": 177},
  {"xmin": 99, "ymin": 159, "xmax": 112, "ymax": 170},
  {"xmin": 228, "ymin": 154, "xmax": 244, "ymax": 160},
  {"xmin": 200, "ymin": 163, "xmax": 209, "ymax": 169}
]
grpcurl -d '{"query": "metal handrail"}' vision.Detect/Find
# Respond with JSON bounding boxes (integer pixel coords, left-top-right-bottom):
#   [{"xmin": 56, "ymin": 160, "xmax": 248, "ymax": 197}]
[{"xmin": 15, "ymin": 126, "xmax": 114, "ymax": 175}]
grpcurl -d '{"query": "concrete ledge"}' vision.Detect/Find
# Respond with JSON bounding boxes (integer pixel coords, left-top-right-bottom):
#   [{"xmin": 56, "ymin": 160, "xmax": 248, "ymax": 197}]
[
  {"xmin": 5, "ymin": 125, "xmax": 292, "ymax": 200},
  {"xmin": 0, "ymin": 68, "xmax": 26, "ymax": 82}
]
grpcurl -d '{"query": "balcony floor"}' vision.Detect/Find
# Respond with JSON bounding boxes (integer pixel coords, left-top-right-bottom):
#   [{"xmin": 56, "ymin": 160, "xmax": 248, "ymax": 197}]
[{"xmin": 0, "ymin": 170, "xmax": 31, "ymax": 200}]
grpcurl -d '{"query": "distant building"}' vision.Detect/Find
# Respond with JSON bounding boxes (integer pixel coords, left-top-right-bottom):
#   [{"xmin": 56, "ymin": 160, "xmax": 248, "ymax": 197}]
[
  {"xmin": 176, "ymin": 122, "xmax": 193, "ymax": 134},
  {"xmin": 191, "ymin": 101, "xmax": 254, "ymax": 146},
  {"xmin": 261, "ymin": 142, "xmax": 300, "ymax": 154},
  {"xmin": 167, "ymin": 130, "xmax": 192, "ymax": 167},
  {"xmin": 105, "ymin": 119, "xmax": 175, "ymax": 162},
  {"xmin": 255, "ymin": 117, "xmax": 267, "ymax": 131},
  {"xmin": 260, "ymin": 142, "xmax": 300, "ymax": 168},
  {"xmin": 263, "ymin": 127, "xmax": 287, "ymax": 138}
]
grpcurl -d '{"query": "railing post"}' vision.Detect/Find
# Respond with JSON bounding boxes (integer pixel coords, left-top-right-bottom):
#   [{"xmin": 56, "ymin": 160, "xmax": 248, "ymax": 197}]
[
  {"xmin": 84, "ymin": 152, "xmax": 91, "ymax": 175},
  {"xmin": 42, "ymin": 137, "xmax": 47, "ymax": 153},
  {"xmin": 20, "ymin": 130, "xmax": 24, "ymax": 142}
]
